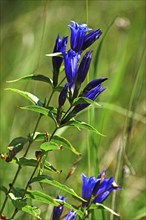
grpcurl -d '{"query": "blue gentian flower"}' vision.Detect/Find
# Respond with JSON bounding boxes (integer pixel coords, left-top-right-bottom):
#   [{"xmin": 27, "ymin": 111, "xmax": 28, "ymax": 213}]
[
  {"xmin": 52, "ymin": 195, "xmax": 66, "ymax": 220},
  {"xmin": 82, "ymin": 29, "xmax": 102, "ymax": 51},
  {"xmin": 71, "ymin": 78, "xmax": 107, "ymax": 114},
  {"xmin": 81, "ymin": 78, "xmax": 107, "ymax": 96},
  {"xmin": 82, "ymin": 174, "xmax": 98, "ymax": 207},
  {"xmin": 68, "ymin": 21, "xmax": 91, "ymax": 52},
  {"xmin": 58, "ymin": 83, "xmax": 69, "ymax": 107},
  {"xmin": 82, "ymin": 171, "xmax": 122, "ymax": 207},
  {"xmin": 76, "ymin": 50, "xmax": 93, "ymax": 84},
  {"xmin": 60, "ymin": 78, "xmax": 107, "ymax": 124},
  {"xmin": 64, "ymin": 49, "xmax": 80, "ymax": 87},
  {"xmin": 52, "ymin": 34, "xmax": 68, "ymax": 86},
  {"xmin": 72, "ymin": 50, "xmax": 93, "ymax": 99},
  {"xmin": 69, "ymin": 21, "xmax": 102, "ymax": 52},
  {"xmin": 65, "ymin": 210, "xmax": 77, "ymax": 220}
]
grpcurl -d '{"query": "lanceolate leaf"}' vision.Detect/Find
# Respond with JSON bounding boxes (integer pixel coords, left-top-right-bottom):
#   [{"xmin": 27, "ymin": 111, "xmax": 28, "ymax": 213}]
[
  {"xmin": 4, "ymin": 137, "xmax": 28, "ymax": 162},
  {"xmin": 62, "ymin": 119, "xmax": 105, "ymax": 136},
  {"xmin": 18, "ymin": 157, "xmax": 37, "ymax": 167},
  {"xmin": 22, "ymin": 205, "xmax": 41, "ymax": 219},
  {"xmin": 33, "ymin": 132, "xmax": 46, "ymax": 142},
  {"xmin": 19, "ymin": 105, "xmax": 57, "ymax": 124},
  {"xmin": 51, "ymin": 135, "xmax": 80, "ymax": 155},
  {"xmin": 31, "ymin": 175, "xmax": 85, "ymax": 202},
  {"xmin": 44, "ymin": 160, "xmax": 61, "ymax": 173},
  {"xmin": 89, "ymin": 203, "xmax": 120, "ymax": 216},
  {"xmin": 26, "ymin": 190, "xmax": 59, "ymax": 206},
  {"xmin": 40, "ymin": 141, "xmax": 60, "ymax": 152},
  {"xmin": 73, "ymin": 97, "xmax": 101, "ymax": 107},
  {"xmin": 20, "ymin": 105, "xmax": 51, "ymax": 116},
  {"xmin": 5, "ymin": 88, "xmax": 43, "ymax": 106},
  {"xmin": 7, "ymin": 74, "xmax": 53, "ymax": 85}
]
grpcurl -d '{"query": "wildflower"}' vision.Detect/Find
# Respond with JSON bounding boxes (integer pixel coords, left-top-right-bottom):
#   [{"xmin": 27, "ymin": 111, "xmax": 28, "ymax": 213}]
[
  {"xmin": 52, "ymin": 34, "xmax": 68, "ymax": 86},
  {"xmin": 76, "ymin": 50, "xmax": 93, "ymax": 85},
  {"xmin": 58, "ymin": 83, "xmax": 69, "ymax": 107},
  {"xmin": 82, "ymin": 29, "xmax": 102, "ymax": 51},
  {"xmin": 64, "ymin": 49, "xmax": 80, "ymax": 88},
  {"xmin": 68, "ymin": 21, "xmax": 91, "ymax": 52},
  {"xmin": 71, "ymin": 78, "xmax": 107, "ymax": 115},
  {"xmin": 65, "ymin": 210, "xmax": 77, "ymax": 220},
  {"xmin": 69, "ymin": 21, "xmax": 102, "ymax": 52},
  {"xmin": 60, "ymin": 78, "xmax": 107, "ymax": 124},
  {"xmin": 73, "ymin": 50, "xmax": 93, "ymax": 99},
  {"xmin": 82, "ymin": 174, "xmax": 98, "ymax": 207},
  {"xmin": 82, "ymin": 170, "xmax": 122, "ymax": 207},
  {"xmin": 52, "ymin": 195, "xmax": 66, "ymax": 220}
]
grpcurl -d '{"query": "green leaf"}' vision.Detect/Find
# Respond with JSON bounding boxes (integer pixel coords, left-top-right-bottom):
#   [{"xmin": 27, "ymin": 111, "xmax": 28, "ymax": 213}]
[
  {"xmin": 62, "ymin": 119, "xmax": 105, "ymax": 136},
  {"xmin": 22, "ymin": 205, "xmax": 41, "ymax": 219},
  {"xmin": 5, "ymin": 88, "xmax": 43, "ymax": 106},
  {"xmin": 20, "ymin": 106, "xmax": 57, "ymax": 124},
  {"xmin": 9, "ymin": 137, "xmax": 28, "ymax": 147},
  {"xmin": 73, "ymin": 97, "xmax": 101, "ymax": 107},
  {"xmin": 26, "ymin": 190, "xmax": 59, "ymax": 206},
  {"xmin": 40, "ymin": 141, "xmax": 60, "ymax": 152},
  {"xmin": 46, "ymin": 52, "xmax": 62, "ymax": 57},
  {"xmin": 7, "ymin": 74, "xmax": 53, "ymax": 85},
  {"xmin": 52, "ymin": 135, "xmax": 80, "ymax": 155},
  {"xmin": 5, "ymin": 137, "xmax": 28, "ymax": 162},
  {"xmin": 31, "ymin": 175, "xmax": 85, "ymax": 202},
  {"xmin": 9, "ymin": 193, "xmax": 26, "ymax": 209},
  {"xmin": 89, "ymin": 203, "xmax": 120, "ymax": 217},
  {"xmin": 18, "ymin": 157, "xmax": 37, "ymax": 167},
  {"xmin": 20, "ymin": 105, "xmax": 50, "ymax": 116},
  {"xmin": 33, "ymin": 132, "xmax": 46, "ymax": 142},
  {"xmin": 44, "ymin": 160, "xmax": 61, "ymax": 173}
]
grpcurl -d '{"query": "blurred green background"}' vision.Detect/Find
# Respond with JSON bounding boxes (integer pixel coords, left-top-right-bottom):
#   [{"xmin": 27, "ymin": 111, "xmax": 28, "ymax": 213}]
[{"xmin": 0, "ymin": 0, "xmax": 145, "ymax": 219}]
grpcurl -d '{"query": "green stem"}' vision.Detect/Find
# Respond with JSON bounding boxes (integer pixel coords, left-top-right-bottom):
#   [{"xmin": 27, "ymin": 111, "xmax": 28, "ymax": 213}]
[
  {"xmin": 0, "ymin": 114, "xmax": 42, "ymax": 215},
  {"xmin": 10, "ymin": 126, "xmax": 58, "ymax": 219},
  {"xmin": 0, "ymin": 87, "xmax": 55, "ymax": 215}
]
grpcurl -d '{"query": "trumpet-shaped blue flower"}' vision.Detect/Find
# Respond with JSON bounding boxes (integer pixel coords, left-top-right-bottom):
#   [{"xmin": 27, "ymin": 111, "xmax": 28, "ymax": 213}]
[
  {"xmin": 65, "ymin": 210, "xmax": 77, "ymax": 220},
  {"xmin": 69, "ymin": 21, "xmax": 102, "ymax": 52},
  {"xmin": 68, "ymin": 21, "xmax": 91, "ymax": 52},
  {"xmin": 71, "ymin": 78, "xmax": 107, "ymax": 114},
  {"xmin": 64, "ymin": 49, "xmax": 80, "ymax": 87},
  {"xmin": 58, "ymin": 83, "xmax": 69, "ymax": 107},
  {"xmin": 82, "ymin": 29, "xmax": 102, "ymax": 51},
  {"xmin": 82, "ymin": 170, "xmax": 122, "ymax": 207},
  {"xmin": 76, "ymin": 50, "xmax": 93, "ymax": 85},
  {"xmin": 60, "ymin": 78, "xmax": 107, "ymax": 124},
  {"xmin": 52, "ymin": 34, "xmax": 68, "ymax": 86},
  {"xmin": 52, "ymin": 195, "xmax": 66, "ymax": 220}
]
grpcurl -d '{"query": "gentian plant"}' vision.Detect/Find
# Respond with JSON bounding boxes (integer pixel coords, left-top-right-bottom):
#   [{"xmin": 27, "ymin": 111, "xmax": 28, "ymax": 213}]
[{"xmin": 0, "ymin": 21, "xmax": 121, "ymax": 220}]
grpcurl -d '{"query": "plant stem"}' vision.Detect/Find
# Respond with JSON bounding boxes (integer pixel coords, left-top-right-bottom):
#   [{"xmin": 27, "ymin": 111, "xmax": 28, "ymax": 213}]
[
  {"xmin": 10, "ymin": 126, "xmax": 58, "ymax": 219},
  {"xmin": 0, "ymin": 87, "xmax": 55, "ymax": 215},
  {"xmin": 0, "ymin": 114, "xmax": 42, "ymax": 215},
  {"xmin": 10, "ymin": 159, "xmax": 41, "ymax": 219}
]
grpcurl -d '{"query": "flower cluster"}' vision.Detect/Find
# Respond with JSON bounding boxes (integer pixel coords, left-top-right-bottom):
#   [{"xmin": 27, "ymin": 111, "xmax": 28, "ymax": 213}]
[
  {"xmin": 52, "ymin": 171, "xmax": 121, "ymax": 220},
  {"xmin": 52, "ymin": 21, "xmax": 107, "ymax": 124},
  {"xmin": 82, "ymin": 170, "xmax": 122, "ymax": 207}
]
